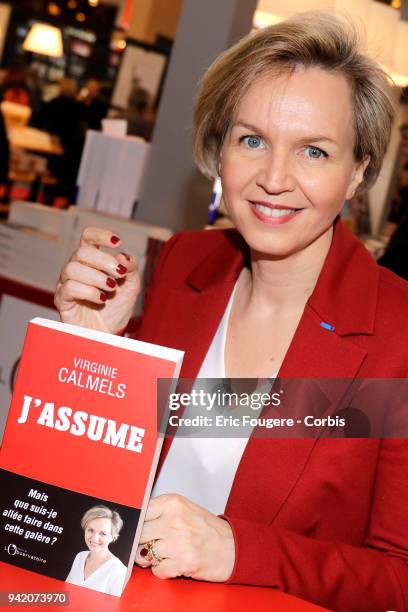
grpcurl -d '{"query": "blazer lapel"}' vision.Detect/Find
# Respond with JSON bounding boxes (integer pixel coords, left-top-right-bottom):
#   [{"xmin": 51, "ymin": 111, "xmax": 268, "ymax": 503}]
[
  {"xmin": 226, "ymin": 221, "xmax": 377, "ymax": 521},
  {"xmin": 156, "ymin": 234, "xmax": 245, "ymax": 471},
  {"xmin": 161, "ymin": 283, "xmax": 237, "ymax": 379},
  {"xmin": 225, "ymin": 305, "xmax": 369, "ymax": 522}
]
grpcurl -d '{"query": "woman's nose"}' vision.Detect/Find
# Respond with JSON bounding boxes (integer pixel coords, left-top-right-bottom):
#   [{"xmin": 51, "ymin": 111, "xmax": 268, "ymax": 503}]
[{"xmin": 255, "ymin": 152, "xmax": 296, "ymax": 194}]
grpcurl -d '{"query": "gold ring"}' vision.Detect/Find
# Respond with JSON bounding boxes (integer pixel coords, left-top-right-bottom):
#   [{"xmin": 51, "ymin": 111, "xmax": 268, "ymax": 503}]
[{"xmin": 141, "ymin": 540, "xmax": 162, "ymax": 566}]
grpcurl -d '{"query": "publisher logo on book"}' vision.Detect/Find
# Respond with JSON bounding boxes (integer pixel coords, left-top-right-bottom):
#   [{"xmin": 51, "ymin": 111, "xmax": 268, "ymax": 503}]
[{"xmin": 4, "ymin": 543, "xmax": 46, "ymax": 564}]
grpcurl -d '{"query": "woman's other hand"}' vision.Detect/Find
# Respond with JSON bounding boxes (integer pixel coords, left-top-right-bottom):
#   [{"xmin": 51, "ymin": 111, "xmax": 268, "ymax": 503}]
[
  {"xmin": 135, "ymin": 494, "xmax": 235, "ymax": 582},
  {"xmin": 54, "ymin": 226, "xmax": 140, "ymax": 334}
]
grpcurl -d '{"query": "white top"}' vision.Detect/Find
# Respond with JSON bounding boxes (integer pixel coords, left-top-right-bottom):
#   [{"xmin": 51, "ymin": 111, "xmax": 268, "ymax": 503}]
[
  {"xmin": 66, "ymin": 551, "xmax": 127, "ymax": 596},
  {"xmin": 153, "ymin": 275, "xmax": 277, "ymax": 515}
]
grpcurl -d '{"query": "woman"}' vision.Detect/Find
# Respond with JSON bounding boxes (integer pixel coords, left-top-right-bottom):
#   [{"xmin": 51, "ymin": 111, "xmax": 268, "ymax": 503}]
[
  {"xmin": 55, "ymin": 12, "xmax": 408, "ymax": 611},
  {"xmin": 66, "ymin": 505, "xmax": 127, "ymax": 596}
]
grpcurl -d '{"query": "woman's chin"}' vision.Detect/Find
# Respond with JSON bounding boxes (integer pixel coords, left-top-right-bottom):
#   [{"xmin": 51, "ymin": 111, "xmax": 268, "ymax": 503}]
[{"xmin": 245, "ymin": 236, "xmax": 302, "ymax": 261}]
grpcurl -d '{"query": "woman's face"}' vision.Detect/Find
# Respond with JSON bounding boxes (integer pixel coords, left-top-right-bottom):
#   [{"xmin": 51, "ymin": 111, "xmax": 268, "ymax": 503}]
[
  {"xmin": 220, "ymin": 66, "xmax": 369, "ymax": 260},
  {"xmin": 84, "ymin": 517, "xmax": 114, "ymax": 555}
]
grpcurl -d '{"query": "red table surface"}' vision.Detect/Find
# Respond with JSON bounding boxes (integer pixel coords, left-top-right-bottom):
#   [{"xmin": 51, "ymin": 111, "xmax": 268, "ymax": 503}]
[{"xmin": 0, "ymin": 562, "xmax": 330, "ymax": 612}]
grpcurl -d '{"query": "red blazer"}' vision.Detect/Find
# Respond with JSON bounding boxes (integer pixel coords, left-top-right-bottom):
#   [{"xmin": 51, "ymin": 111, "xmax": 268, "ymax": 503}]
[{"xmin": 135, "ymin": 221, "xmax": 408, "ymax": 612}]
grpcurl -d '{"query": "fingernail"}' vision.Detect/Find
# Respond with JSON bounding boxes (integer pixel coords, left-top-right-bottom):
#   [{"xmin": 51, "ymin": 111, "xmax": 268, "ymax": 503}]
[
  {"xmin": 111, "ymin": 235, "xmax": 120, "ymax": 245},
  {"xmin": 100, "ymin": 292, "xmax": 107, "ymax": 302},
  {"xmin": 116, "ymin": 264, "xmax": 127, "ymax": 275},
  {"xmin": 140, "ymin": 548, "xmax": 148, "ymax": 558},
  {"xmin": 106, "ymin": 277, "xmax": 117, "ymax": 288},
  {"xmin": 120, "ymin": 252, "xmax": 131, "ymax": 261}
]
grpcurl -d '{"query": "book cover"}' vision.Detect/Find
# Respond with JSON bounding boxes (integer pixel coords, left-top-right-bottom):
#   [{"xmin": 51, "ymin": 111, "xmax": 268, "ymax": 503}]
[{"xmin": 0, "ymin": 318, "xmax": 183, "ymax": 597}]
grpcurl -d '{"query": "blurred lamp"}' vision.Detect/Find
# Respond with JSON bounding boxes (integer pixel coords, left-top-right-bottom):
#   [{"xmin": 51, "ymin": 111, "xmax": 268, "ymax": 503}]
[{"xmin": 23, "ymin": 23, "xmax": 63, "ymax": 58}]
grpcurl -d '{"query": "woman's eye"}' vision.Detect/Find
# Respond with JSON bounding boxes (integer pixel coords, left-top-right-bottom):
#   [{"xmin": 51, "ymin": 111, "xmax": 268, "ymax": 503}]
[
  {"xmin": 241, "ymin": 135, "xmax": 264, "ymax": 149},
  {"xmin": 305, "ymin": 146, "xmax": 327, "ymax": 159}
]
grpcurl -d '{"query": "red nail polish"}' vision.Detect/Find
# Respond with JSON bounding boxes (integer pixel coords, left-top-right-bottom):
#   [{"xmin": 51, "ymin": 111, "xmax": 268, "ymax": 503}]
[
  {"xmin": 140, "ymin": 548, "xmax": 148, "ymax": 558},
  {"xmin": 116, "ymin": 264, "xmax": 127, "ymax": 275},
  {"xmin": 100, "ymin": 292, "xmax": 107, "ymax": 302},
  {"xmin": 111, "ymin": 235, "xmax": 120, "ymax": 244},
  {"xmin": 106, "ymin": 278, "xmax": 116, "ymax": 288},
  {"xmin": 120, "ymin": 252, "xmax": 131, "ymax": 261}
]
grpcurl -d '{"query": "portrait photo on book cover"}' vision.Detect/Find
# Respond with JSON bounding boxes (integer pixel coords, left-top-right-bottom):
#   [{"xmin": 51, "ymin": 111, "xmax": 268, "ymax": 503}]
[
  {"xmin": 65, "ymin": 505, "xmax": 127, "ymax": 596},
  {"xmin": 0, "ymin": 470, "xmax": 139, "ymax": 594}
]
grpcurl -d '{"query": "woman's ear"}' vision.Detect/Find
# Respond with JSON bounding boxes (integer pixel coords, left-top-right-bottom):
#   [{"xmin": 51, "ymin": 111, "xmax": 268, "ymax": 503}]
[{"xmin": 346, "ymin": 155, "xmax": 370, "ymax": 200}]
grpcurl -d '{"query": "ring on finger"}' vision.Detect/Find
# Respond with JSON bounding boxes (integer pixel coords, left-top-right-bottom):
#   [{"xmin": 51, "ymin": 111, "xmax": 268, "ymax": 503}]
[{"xmin": 140, "ymin": 540, "xmax": 162, "ymax": 566}]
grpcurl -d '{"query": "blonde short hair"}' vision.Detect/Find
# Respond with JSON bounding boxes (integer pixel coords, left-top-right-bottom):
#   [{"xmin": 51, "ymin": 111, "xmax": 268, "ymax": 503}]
[
  {"xmin": 81, "ymin": 505, "xmax": 123, "ymax": 542},
  {"xmin": 193, "ymin": 11, "xmax": 396, "ymax": 193}
]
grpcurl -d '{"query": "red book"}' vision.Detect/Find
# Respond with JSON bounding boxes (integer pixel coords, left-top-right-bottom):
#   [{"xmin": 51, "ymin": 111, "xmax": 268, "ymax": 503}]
[{"xmin": 0, "ymin": 318, "xmax": 183, "ymax": 597}]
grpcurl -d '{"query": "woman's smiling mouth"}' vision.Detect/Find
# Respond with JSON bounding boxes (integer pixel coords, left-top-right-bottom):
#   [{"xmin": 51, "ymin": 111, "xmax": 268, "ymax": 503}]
[{"xmin": 249, "ymin": 202, "xmax": 303, "ymax": 224}]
